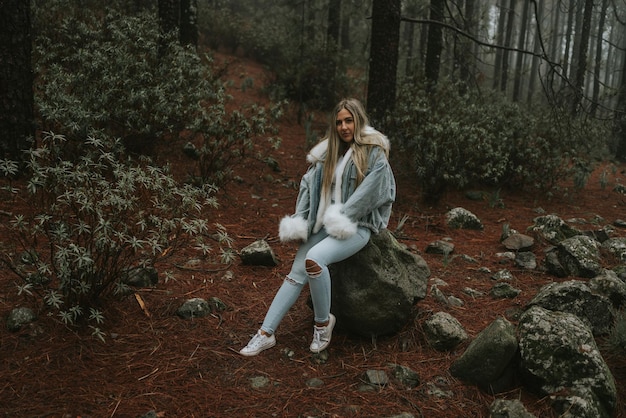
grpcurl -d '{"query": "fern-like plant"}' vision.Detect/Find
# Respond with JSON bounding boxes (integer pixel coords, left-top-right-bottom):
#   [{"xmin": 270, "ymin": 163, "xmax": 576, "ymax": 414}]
[{"xmin": 1, "ymin": 132, "xmax": 230, "ymax": 339}]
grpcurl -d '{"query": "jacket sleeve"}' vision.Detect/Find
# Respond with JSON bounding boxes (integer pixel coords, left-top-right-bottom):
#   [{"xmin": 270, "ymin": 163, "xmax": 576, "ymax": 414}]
[{"xmin": 279, "ymin": 165, "xmax": 315, "ymax": 242}]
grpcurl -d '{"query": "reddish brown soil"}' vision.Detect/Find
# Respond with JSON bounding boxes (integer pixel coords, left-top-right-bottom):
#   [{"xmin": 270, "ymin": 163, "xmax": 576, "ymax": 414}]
[{"xmin": 1, "ymin": 52, "xmax": 625, "ymax": 418}]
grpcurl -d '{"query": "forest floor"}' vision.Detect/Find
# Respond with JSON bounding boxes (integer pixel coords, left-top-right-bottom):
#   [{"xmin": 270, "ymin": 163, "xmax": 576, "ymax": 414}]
[{"xmin": 1, "ymin": 51, "xmax": 626, "ymax": 418}]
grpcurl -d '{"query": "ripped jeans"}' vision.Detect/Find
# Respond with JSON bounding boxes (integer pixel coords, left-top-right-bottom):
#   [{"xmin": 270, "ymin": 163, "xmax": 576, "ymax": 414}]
[{"xmin": 260, "ymin": 226, "xmax": 371, "ymax": 335}]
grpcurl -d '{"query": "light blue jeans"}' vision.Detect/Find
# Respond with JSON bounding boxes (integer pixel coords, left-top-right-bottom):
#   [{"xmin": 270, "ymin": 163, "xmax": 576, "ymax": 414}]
[{"xmin": 260, "ymin": 226, "xmax": 371, "ymax": 335}]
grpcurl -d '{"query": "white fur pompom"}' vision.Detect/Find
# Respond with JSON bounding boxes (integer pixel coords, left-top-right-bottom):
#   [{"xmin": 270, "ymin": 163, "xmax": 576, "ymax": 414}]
[
  {"xmin": 323, "ymin": 204, "xmax": 357, "ymax": 239},
  {"xmin": 279, "ymin": 216, "xmax": 308, "ymax": 242}
]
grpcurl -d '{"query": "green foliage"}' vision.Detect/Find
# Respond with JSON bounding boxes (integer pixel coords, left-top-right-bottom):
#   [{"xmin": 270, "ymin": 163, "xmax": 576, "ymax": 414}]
[
  {"xmin": 1, "ymin": 132, "xmax": 229, "ymax": 335},
  {"xmin": 391, "ymin": 79, "xmax": 610, "ymax": 202},
  {"xmin": 199, "ymin": 2, "xmax": 361, "ymax": 109},
  {"xmin": 32, "ymin": 1, "xmax": 281, "ymax": 186}
]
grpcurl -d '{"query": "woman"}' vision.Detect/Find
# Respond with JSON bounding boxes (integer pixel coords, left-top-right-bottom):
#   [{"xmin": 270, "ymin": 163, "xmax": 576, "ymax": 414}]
[{"xmin": 240, "ymin": 98, "xmax": 396, "ymax": 356}]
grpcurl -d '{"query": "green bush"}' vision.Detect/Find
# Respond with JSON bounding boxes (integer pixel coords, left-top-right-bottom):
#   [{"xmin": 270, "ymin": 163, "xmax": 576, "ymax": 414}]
[
  {"xmin": 391, "ymin": 79, "xmax": 609, "ymax": 202},
  {"xmin": 1, "ymin": 132, "xmax": 230, "ymax": 340},
  {"xmin": 33, "ymin": 1, "xmax": 281, "ymax": 186}
]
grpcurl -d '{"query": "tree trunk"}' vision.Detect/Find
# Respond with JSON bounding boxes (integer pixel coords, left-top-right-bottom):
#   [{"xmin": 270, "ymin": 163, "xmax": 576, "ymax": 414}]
[
  {"xmin": 527, "ymin": 0, "xmax": 543, "ymax": 105},
  {"xmin": 180, "ymin": 0, "xmax": 198, "ymax": 48},
  {"xmin": 325, "ymin": 0, "xmax": 341, "ymax": 106},
  {"xmin": 366, "ymin": 0, "xmax": 401, "ymax": 128},
  {"xmin": 424, "ymin": 0, "xmax": 444, "ymax": 86},
  {"xmin": 590, "ymin": 0, "xmax": 608, "ymax": 117},
  {"xmin": 616, "ymin": 39, "xmax": 626, "ymax": 161},
  {"xmin": 560, "ymin": 0, "xmax": 576, "ymax": 89},
  {"xmin": 570, "ymin": 0, "xmax": 593, "ymax": 115},
  {"xmin": 500, "ymin": 0, "xmax": 516, "ymax": 93},
  {"xmin": 0, "ymin": 0, "xmax": 34, "ymax": 161},
  {"xmin": 492, "ymin": 0, "xmax": 507, "ymax": 90},
  {"xmin": 158, "ymin": 0, "xmax": 180, "ymax": 55},
  {"xmin": 512, "ymin": 0, "xmax": 530, "ymax": 102},
  {"xmin": 458, "ymin": 0, "xmax": 476, "ymax": 92}
]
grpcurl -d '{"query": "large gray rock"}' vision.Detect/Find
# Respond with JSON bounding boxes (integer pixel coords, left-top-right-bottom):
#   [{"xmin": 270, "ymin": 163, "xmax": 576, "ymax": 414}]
[
  {"xmin": 518, "ymin": 306, "xmax": 617, "ymax": 418},
  {"xmin": 589, "ymin": 269, "xmax": 626, "ymax": 308},
  {"xmin": 449, "ymin": 317, "xmax": 518, "ymax": 393},
  {"xmin": 329, "ymin": 229, "xmax": 429, "ymax": 337},
  {"xmin": 529, "ymin": 214, "xmax": 581, "ymax": 245},
  {"xmin": 526, "ymin": 280, "xmax": 615, "ymax": 335},
  {"xmin": 601, "ymin": 236, "xmax": 626, "ymax": 262},
  {"xmin": 543, "ymin": 235, "xmax": 602, "ymax": 278}
]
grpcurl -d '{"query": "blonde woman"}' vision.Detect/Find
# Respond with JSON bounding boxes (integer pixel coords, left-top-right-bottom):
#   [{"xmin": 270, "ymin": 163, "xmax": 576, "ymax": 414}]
[{"xmin": 240, "ymin": 98, "xmax": 396, "ymax": 356}]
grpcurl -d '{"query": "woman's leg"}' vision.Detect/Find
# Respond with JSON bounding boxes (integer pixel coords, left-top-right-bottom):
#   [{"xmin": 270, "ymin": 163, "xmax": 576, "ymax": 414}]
[
  {"xmin": 259, "ymin": 230, "xmax": 328, "ymax": 335},
  {"xmin": 305, "ymin": 227, "xmax": 371, "ymax": 324}
]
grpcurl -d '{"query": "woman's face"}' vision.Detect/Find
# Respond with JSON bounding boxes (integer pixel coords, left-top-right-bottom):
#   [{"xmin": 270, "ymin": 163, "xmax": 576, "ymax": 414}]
[{"xmin": 336, "ymin": 108, "xmax": 355, "ymax": 144}]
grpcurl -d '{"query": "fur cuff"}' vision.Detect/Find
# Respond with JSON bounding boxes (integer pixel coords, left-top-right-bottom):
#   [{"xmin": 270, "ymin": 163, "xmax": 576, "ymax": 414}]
[
  {"xmin": 279, "ymin": 215, "xmax": 308, "ymax": 242},
  {"xmin": 323, "ymin": 204, "xmax": 357, "ymax": 239}
]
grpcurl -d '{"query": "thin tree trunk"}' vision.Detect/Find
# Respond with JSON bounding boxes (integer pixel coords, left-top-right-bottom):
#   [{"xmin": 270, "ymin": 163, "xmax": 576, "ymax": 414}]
[
  {"xmin": 590, "ymin": 0, "xmax": 608, "ymax": 117},
  {"xmin": 570, "ymin": 0, "xmax": 593, "ymax": 115},
  {"xmin": 500, "ymin": 0, "xmax": 516, "ymax": 93},
  {"xmin": 158, "ymin": 0, "xmax": 180, "ymax": 56},
  {"xmin": 424, "ymin": 0, "xmax": 445, "ymax": 86},
  {"xmin": 561, "ymin": 0, "xmax": 576, "ymax": 89},
  {"xmin": 325, "ymin": 0, "xmax": 341, "ymax": 107},
  {"xmin": 366, "ymin": 0, "xmax": 401, "ymax": 128},
  {"xmin": 512, "ymin": 0, "xmax": 530, "ymax": 102},
  {"xmin": 0, "ymin": 0, "xmax": 34, "ymax": 161},
  {"xmin": 527, "ymin": 0, "xmax": 544, "ymax": 105},
  {"xmin": 458, "ymin": 0, "xmax": 476, "ymax": 93},
  {"xmin": 492, "ymin": 0, "xmax": 507, "ymax": 89},
  {"xmin": 180, "ymin": 0, "xmax": 198, "ymax": 48}
]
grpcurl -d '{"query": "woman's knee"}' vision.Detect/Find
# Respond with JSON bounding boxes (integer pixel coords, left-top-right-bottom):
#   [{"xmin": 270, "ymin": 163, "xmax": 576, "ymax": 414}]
[{"xmin": 305, "ymin": 258, "xmax": 323, "ymax": 278}]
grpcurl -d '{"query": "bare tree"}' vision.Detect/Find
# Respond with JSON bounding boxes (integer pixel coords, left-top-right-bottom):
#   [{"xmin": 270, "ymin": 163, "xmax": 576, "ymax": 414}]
[{"xmin": 0, "ymin": 0, "xmax": 34, "ymax": 161}]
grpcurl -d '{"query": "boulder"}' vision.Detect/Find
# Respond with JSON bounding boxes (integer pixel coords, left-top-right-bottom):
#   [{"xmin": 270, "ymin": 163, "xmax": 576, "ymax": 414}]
[
  {"xmin": 449, "ymin": 317, "xmax": 518, "ymax": 393},
  {"xmin": 526, "ymin": 280, "xmax": 615, "ymax": 335},
  {"xmin": 329, "ymin": 229, "xmax": 429, "ymax": 337},
  {"xmin": 543, "ymin": 235, "xmax": 602, "ymax": 278},
  {"xmin": 518, "ymin": 306, "xmax": 617, "ymax": 417}
]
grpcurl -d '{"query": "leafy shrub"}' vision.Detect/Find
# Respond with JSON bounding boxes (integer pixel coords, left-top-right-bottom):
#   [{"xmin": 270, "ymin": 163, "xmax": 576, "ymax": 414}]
[
  {"xmin": 0, "ymin": 132, "xmax": 230, "ymax": 339},
  {"xmin": 33, "ymin": 1, "xmax": 281, "ymax": 185},
  {"xmin": 391, "ymin": 79, "xmax": 609, "ymax": 202}
]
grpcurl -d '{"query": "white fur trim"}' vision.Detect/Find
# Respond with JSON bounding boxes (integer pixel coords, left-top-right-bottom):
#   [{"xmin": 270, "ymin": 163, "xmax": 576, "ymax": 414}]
[
  {"xmin": 279, "ymin": 216, "xmax": 308, "ymax": 242},
  {"xmin": 307, "ymin": 139, "xmax": 328, "ymax": 164},
  {"xmin": 323, "ymin": 204, "xmax": 357, "ymax": 240}
]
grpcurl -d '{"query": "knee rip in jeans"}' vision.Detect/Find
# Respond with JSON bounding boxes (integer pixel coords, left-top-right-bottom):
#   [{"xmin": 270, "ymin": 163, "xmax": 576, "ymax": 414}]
[
  {"xmin": 284, "ymin": 276, "xmax": 299, "ymax": 285},
  {"xmin": 305, "ymin": 258, "xmax": 323, "ymax": 279}
]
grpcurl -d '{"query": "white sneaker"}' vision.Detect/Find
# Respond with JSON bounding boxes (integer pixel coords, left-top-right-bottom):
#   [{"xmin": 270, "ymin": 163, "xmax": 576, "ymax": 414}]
[
  {"xmin": 239, "ymin": 330, "xmax": 276, "ymax": 356},
  {"xmin": 310, "ymin": 313, "xmax": 336, "ymax": 353}
]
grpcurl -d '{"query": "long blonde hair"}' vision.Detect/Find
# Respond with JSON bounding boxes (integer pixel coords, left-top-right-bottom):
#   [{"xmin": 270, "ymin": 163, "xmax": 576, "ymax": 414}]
[{"xmin": 321, "ymin": 98, "xmax": 389, "ymax": 199}]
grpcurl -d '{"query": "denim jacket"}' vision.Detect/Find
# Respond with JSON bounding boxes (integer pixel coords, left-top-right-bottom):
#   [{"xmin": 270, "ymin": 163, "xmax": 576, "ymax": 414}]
[{"xmin": 279, "ymin": 133, "xmax": 396, "ymax": 242}]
